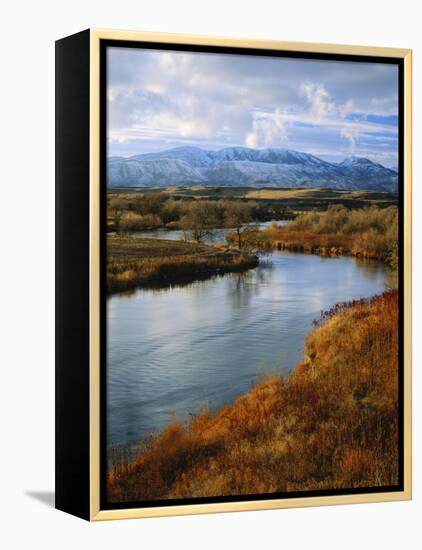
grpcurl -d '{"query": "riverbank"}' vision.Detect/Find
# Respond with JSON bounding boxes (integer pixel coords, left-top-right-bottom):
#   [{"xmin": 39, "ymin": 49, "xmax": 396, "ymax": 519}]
[
  {"xmin": 107, "ymin": 289, "xmax": 399, "ymax": 502},
  {"xmin": 231, "ymin": 205, "xmax": 398, "ymax": 266},
  {"xmin": 107, "ymin": 235, "xmax": 258, "ymax": 294}
]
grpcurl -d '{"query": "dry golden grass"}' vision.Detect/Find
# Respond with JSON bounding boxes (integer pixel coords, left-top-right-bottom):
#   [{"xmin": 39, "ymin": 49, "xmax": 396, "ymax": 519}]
[
  {"xmin": 107, "ymin": 236, "xmax": 258, "ymax": 293},
  {"xmin": 245, "ymin": 188, "xmax": 395, "ymax": 202},
  {"xmin": 236, "ymin": 205, "xmax": 398, "ymax": 265},
  {"xmin": 246, "ymin": 188, "xmax": 336, "ymax": 199},
  {"xmin": 107, "ymin": 290, "xmax": 399, "ymax": 502}
]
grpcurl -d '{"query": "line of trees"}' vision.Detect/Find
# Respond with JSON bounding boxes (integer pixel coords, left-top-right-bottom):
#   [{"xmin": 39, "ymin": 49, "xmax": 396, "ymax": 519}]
[{"xmin": 107, "ymin": 191, "xmax": 293, "ymax": 239}]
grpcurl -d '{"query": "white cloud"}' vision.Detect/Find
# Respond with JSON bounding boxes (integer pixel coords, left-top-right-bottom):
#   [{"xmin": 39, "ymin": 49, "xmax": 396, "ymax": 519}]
[
  {"xmin": 340, "ymin": 126, "xmax": 360, "ymax": 154},
  {"xmin": 106, "ymin": 47, "xmax": 399, "ymax": 164},
  {"xmin": 338, "ymin": 99, "xmax": 354, "ymax": 118},
  {"xmin": 301, "ymin": 83, "xmax": 334, "ymax": 122},
  {"xmin": 245, "ymin": 108, "xmax": 288, "ymax": 148}
]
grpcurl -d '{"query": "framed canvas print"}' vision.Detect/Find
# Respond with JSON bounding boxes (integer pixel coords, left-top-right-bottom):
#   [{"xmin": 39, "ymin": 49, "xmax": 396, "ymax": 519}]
[{"xmin": 55, "ymin": 29, "xmax": 412, "ymax": 521}]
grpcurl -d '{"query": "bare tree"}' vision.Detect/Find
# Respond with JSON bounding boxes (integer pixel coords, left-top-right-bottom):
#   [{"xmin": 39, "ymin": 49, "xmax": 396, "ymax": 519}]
[
  {"xmin": 224, "ymin": 203, "xmax": 254, "ymax": 249},
  {"xmin": 181, "ymin": 201, "xmax": 222, "ymax": 242}
]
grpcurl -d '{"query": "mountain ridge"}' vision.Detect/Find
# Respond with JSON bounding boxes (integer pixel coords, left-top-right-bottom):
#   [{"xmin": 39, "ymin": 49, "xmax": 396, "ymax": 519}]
[{"xmin": 108, "ymin": 146, "xmax": 398, "ymax": 192}]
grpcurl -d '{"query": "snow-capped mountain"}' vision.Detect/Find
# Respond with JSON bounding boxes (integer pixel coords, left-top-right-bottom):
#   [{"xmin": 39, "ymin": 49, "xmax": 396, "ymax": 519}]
[
  {"xmin": 131, "ymin": 146, "xmax": 213, "ymax": 168},
  {"xmin": 107, "ymin": 146, "xmax": 398, "ymax": 192},
  {"xmin": 108, "ymin": 157, "xmax": 204, "ymax": 186}
]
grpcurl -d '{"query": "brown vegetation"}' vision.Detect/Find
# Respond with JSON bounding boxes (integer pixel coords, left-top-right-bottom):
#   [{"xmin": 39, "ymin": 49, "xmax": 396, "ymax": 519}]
[
  {"xmin": 233, "ymin": 205, "xmax": 398, "ymax": 266},
  {"xmin": 107, "ymin": 190, "xmax": 291, "ymax": 235},
  {"xmin": 107, "ymin": 290, "xmax": 399, "ymax": 502},
  {"xmin": 244, "ymin": 187, "xmax": 397, "ymax": 205},
  {"xmin": 107, "ymin": 236, "xmax": 258, "ymax": 294}
]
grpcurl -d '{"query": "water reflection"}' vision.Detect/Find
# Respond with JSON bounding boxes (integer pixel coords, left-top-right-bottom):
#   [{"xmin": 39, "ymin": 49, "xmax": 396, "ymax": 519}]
[
  {"xmin": 226, "ymin": 262, "xmax": 274, "ymax": 310},
  {"xmin": 107, "ymin": 250, "xmax": 390, "ymax": 449},
  {"xmin": 131, "ymin": 220, "xmax": 286, "ymax": 244}
]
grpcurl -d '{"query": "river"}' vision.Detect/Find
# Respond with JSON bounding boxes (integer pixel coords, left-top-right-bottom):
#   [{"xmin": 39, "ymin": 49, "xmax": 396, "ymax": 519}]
[
  {"xmin": 106, "ymin": 226, "xmax": 389, "ymax": 450},
  {"xmin": 128, "ymin": 219, "xmax": 283, "ymax": 244}
]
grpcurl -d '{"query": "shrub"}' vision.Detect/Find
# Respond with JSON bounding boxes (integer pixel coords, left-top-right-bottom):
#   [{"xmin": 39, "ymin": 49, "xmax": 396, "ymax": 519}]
[{"xmin": 241, "ymin": 205, "xmax": 398, "ymax": 267}]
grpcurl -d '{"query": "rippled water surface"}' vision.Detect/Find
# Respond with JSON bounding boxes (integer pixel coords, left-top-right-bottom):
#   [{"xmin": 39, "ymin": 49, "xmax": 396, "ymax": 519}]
[{"xmin": 107, "ymin": 249, "xmax": 389, "ymax": 449}]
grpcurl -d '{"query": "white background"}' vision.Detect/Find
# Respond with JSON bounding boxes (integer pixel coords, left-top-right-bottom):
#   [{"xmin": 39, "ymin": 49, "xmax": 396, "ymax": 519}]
[{"xmin": 0, "ymin": 0, "xmax": 419, "ymax": 548}]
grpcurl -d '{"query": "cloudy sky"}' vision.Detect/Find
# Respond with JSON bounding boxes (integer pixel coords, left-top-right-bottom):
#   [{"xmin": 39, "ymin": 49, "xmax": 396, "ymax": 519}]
[{"xmin": 107, "ymin": 47, "xmax": 399, "ymax": 167}]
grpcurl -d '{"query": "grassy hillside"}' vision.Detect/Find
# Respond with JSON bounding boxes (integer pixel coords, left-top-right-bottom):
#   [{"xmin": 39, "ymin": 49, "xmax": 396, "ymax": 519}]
[{"xmin": 107, "ymin": 290, "xmax": 399, "ymax": 502}]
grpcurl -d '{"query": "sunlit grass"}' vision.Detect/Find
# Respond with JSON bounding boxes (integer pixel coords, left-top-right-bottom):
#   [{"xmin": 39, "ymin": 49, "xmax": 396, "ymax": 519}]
[
  {"xmin": 107, "ymin": 236, "xmax": 258, "ymax": 293},
  {"xmin": 107, "ymin": 290, "xmax": 399, "ymax": 502},
  {"xmin": 234, "ymin": 205, "xmax": 398, "ymax": 266}
]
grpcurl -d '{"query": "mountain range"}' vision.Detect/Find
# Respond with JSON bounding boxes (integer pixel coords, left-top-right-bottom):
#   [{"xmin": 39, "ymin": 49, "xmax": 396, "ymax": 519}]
[{"xmin": 107, "ymin": 146, "xmax": 398, "ymax": 192}]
